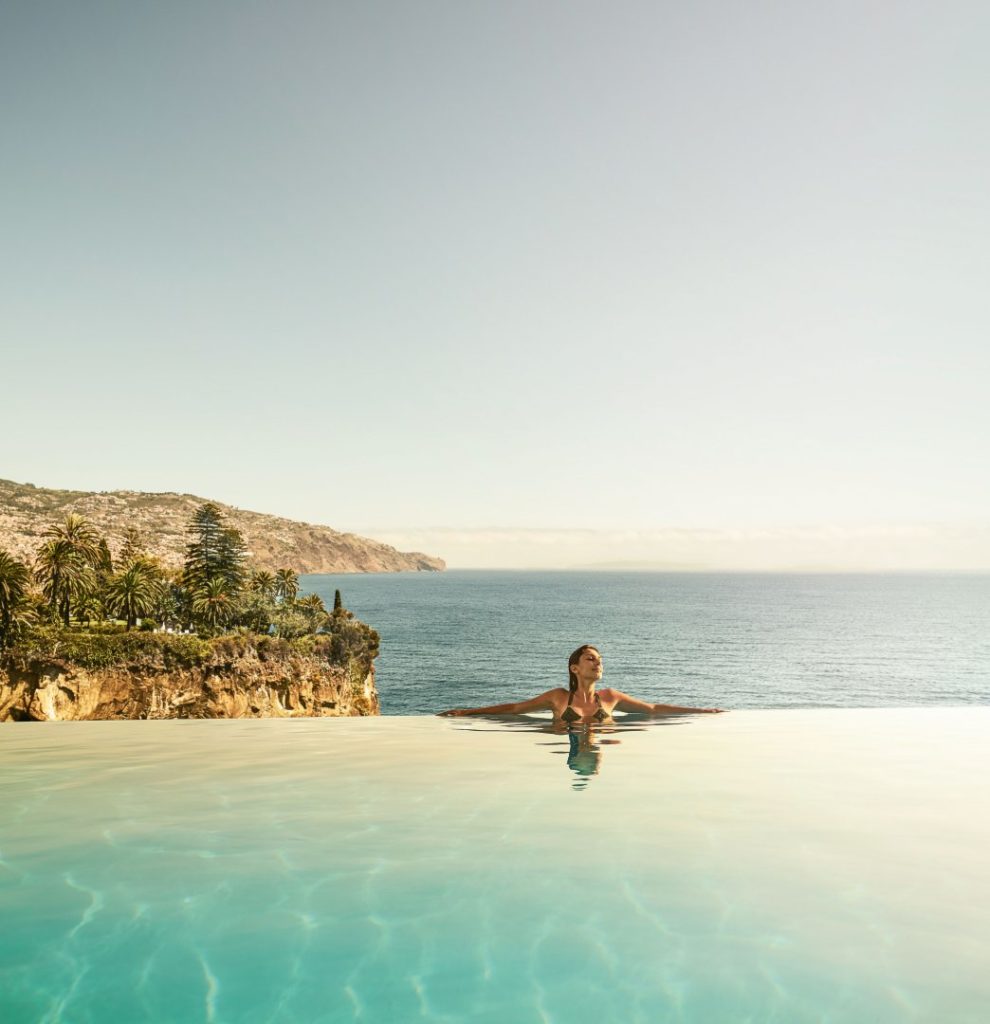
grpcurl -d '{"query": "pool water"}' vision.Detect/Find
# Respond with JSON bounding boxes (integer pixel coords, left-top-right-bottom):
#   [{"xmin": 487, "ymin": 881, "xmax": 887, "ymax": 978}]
[{"xmin": 2, "ymin": 710, "xmax": 988, "ymax": 1023}]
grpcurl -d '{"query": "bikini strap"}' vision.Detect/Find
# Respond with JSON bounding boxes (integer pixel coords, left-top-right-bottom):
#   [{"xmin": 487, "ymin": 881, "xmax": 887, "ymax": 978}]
[{"xmin": 567, "ymin": 690, "xmax": 600, "ymax": 707}]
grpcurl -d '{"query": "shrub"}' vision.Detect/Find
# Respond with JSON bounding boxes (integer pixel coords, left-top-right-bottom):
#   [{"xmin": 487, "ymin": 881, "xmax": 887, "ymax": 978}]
[
  {"xmin": 5, "ymin": 625, "xmax": 211, "ymax": 671},
  {"xmin": 3, "ymin": 617, "xmax": 380, "ymax": 677}
]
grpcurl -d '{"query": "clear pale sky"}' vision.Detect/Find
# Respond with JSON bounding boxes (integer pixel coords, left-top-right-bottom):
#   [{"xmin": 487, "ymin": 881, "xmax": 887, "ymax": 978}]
[{"xmin": 3, "ymin": 2, "xmax": 988, "ymax": 568}]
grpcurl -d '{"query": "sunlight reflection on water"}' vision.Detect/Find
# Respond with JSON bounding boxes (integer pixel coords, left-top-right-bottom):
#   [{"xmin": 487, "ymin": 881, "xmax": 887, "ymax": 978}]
[{"xmin": 1, "ymin": 710, "xmax": 989, "ymax": 1023}]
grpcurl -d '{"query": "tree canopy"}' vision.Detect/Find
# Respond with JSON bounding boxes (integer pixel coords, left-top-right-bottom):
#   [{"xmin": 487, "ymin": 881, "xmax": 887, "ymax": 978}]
[{"xmin": 4, "ymin": 506, "xmax": 334, "ymax": 642}]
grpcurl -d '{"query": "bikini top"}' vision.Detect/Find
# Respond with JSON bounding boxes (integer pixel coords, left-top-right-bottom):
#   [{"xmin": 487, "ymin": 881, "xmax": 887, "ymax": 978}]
[{"xmin": 561, "ymin": 690, "xmax": 609, "ymax": 724}]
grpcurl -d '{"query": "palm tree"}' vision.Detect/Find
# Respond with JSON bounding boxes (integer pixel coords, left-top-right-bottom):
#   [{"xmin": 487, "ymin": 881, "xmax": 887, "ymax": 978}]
[
  {"xmin": 44, "ymin": 513, "xmax": 102, "ymax": 564},
  {"xmin": 274, "ymin": 568, "xmax": 299, "ymax": 603},
  {"xmin": 34, "ymin": 514, "xmax": 104, "ymax": 625},
  {"xmin": 154, "ymin": 569, "xmax": 184, "ymax": 631},
  {"xmin": 297, "ymin": 593, "xmax": 329, "ymax": 633},
  {"xmin": 190, "ymin": 577, "xmax": 236, "ymax": 633},
  {"xmin": 298, "ymin": 593, "xmax": 325, "ymax": 612},
  {"xmin": 74, "ymin": 590, "xmax": 106, "ymax": 627},
  {"xmin": 0, "ymin": 550, "xmax": 32, "ymax": 649},
  {"xmin": 105, "ymin": 559, "xmax": 165, "ymax": 630},
  {"xmin": 250, "ymin": 570, "xmax": 277, "ymax": 600},
  {"xmin": 35, "ymin": 538, "xmax": 97, "ymax": 626}
]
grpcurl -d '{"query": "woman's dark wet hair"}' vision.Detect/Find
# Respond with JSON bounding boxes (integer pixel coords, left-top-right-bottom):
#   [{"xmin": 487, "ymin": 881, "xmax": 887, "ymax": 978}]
[{"xmin": 567, "ymin": 644, "xmax": 601, "ymax": 693}]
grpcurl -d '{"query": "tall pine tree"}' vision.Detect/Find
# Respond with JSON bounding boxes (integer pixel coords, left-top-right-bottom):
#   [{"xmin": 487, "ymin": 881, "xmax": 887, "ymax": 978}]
[
  {"xmin": 216, "ymin": 528, "xmax": 248, "ymax": 590},
  {"xmin": 183, "ymin": 504, "xmax": 247, "ymax": 594}
]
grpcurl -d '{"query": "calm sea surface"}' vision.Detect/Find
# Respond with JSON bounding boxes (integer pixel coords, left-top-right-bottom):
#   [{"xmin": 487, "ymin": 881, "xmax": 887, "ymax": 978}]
[{"xmin": 301, "ymin": 571, "xmax": 990, "ymax": 715}]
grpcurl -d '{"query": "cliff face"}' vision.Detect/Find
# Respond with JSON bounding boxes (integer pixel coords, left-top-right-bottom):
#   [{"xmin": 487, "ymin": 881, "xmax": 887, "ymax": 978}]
[
  {"xmin": 0, "ymin": 648, "xmax": 378, "ymax": 722},
  {"xmin": 0, "ymin": 478, "xmax": 445, "ymax": 573}
]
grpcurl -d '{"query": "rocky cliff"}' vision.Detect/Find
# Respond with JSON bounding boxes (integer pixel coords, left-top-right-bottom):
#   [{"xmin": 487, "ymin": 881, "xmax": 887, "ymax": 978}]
[
  {"xmin": 0, "ymin": 634, "xmax": 379, "ymax": 722},
  {"xmin": 0, "ymin": 478, "xmax": 445, "ymax": 573}
]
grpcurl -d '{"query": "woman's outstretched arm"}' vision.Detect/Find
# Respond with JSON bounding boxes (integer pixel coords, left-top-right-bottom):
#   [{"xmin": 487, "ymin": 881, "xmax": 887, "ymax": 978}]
[
  {"xmin": 438, "ymin": 689, "xmax": 558, "ymax": 717},
  {"xmin": 610, "ymin": 690, "xmax": 725, "ymax": 714}
]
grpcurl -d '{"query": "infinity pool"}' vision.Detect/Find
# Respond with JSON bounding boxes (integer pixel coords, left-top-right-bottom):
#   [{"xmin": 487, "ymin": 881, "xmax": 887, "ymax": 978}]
[{"xmin": 2, "ymin": 710, "xmax": 988, "ymax": 1023}]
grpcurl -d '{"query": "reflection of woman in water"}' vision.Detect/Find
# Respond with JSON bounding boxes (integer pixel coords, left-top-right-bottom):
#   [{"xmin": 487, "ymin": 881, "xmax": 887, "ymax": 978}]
[
  {"xmin": 439, "ymin": 644, "xmax": 725, "ymax": 721},
  {"xmin": 567, "ymin": 728, "xmax": 603, "ymax": 786}
]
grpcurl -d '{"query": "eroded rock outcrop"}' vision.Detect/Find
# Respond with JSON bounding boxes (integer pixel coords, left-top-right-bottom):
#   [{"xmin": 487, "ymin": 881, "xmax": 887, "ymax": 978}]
[{"xmin": 0, "ymin": 642, "xmax": 378, "ymax": 722}]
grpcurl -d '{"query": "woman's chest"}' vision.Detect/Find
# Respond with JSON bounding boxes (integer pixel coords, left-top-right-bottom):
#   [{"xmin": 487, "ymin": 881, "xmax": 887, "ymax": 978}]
[{"xmin": 556, "ymin": 698, "xmax": 614, "ymax": 722}]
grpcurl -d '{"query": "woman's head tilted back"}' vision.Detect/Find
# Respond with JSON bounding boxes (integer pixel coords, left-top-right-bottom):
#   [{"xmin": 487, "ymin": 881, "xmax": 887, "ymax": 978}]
[{"xmin": 568, "ymin": 644, "xmax": 602, "ymax": 691}]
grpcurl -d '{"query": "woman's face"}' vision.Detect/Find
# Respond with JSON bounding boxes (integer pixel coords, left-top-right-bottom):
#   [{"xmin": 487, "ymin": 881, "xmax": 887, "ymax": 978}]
[{"xmin": 573, "ymin": 648, "xmax": 603, "ymax": 683}]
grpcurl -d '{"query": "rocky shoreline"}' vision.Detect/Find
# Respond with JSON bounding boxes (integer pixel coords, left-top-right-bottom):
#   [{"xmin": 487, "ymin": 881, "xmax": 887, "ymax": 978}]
[{"xmin": 0, "ymin": 635, "xmax": 379, "ymax": 722}]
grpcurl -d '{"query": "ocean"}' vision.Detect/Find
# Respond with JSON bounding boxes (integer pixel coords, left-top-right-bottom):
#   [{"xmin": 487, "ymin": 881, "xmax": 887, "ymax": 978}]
[{"xmin": 300, "ymin": 571, "xmax": 990, "ymax": 715}]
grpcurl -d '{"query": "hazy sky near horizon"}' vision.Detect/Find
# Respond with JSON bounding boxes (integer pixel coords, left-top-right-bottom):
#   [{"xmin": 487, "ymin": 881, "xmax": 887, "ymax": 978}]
[{"xmin": 3, "ymin": 1, "xmax": 988, "ymax": 568}]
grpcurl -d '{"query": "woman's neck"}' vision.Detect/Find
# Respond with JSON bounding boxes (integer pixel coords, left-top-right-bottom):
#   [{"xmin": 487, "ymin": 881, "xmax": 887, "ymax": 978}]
[{"xmin": 575, "ymin": 681, "xmax": 596, "ymax": 699}]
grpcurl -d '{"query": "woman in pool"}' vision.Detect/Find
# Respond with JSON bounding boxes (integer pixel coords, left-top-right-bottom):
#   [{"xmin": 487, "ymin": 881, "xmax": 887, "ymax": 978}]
[{"xmin": 439, "ymin": 644, "xmax": 724, "ymax": 721}]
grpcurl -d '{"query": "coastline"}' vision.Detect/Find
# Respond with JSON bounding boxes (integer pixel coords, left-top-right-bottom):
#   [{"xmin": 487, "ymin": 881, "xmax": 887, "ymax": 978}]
[{"xmin": 0, "ymin": 632, "xmax": 379, "ymax": 721}]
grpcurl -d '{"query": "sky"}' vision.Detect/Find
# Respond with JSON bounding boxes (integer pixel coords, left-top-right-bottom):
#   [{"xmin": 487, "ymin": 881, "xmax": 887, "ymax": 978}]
[{"xmin": 2, "ymin": 1, "xmax": 988, "ymax": 569}]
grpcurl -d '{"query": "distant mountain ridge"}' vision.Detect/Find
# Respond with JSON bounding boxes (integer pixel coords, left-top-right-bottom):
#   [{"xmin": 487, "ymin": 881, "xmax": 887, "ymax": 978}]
[{"xmin": 0, "ymin": 479, "xmax": 445, "ymax": 574}]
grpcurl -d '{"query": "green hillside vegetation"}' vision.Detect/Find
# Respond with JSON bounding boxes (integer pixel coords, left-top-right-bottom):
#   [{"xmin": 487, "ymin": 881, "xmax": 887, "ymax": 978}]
[{"xmin": 0, "ymin": 504, "xmax": 378, "ymax": 672}]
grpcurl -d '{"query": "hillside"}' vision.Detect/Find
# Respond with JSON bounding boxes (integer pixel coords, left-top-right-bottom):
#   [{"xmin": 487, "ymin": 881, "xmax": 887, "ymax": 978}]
[{"xmin": 0, "ymin": 479, "xmax": 445, "ymax": 573}]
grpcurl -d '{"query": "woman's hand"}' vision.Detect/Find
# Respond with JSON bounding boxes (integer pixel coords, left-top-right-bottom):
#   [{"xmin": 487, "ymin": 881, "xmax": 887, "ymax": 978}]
[{"xmin": 437, "ymin": 709, "xmax": 468, "ymax": 717}]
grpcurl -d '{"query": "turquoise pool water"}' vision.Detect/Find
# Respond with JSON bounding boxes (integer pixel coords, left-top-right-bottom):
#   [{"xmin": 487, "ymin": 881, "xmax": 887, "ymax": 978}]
[{"xmin": 2, "ymin": 710, "xmax": 988, "ymax": 1023}]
